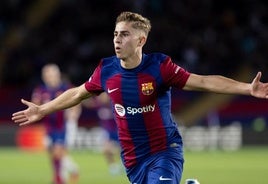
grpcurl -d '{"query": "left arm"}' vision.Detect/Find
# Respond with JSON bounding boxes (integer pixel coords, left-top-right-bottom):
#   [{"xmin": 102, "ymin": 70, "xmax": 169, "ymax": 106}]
[{"xmin": 183, "ymin": 72, "xmax": 268, "ymax": 99}]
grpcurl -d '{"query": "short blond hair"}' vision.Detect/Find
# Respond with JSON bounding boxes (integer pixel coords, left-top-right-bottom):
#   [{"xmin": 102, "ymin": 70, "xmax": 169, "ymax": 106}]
[{"xmin": 115, "ymin": 12, "xmax": 151, "ymax": 36}]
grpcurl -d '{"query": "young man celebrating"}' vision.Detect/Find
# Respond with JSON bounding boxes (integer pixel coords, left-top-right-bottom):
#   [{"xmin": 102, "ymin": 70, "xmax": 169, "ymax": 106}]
[{"xmin": 12, "ymin": 12, "xmax": 268, "ymax": 184}]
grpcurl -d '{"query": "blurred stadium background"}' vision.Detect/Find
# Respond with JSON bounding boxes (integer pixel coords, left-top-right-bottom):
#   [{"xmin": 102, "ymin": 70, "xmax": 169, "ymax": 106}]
[{"xmin": 0, "ymin": 0, "xmax": 268, "ymax": 184}]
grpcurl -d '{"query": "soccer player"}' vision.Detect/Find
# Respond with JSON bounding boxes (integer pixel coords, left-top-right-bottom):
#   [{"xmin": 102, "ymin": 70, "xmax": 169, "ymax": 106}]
[
  {"xmin": 31, "ymin": 63, "xmax": 80, "ymax": 184},
  {"xmin": 84, "ymin": 92, "xmax": 122, "ymax": 175},
  {"xmin": 12, "ymin": 12, "xmax": 268, "ymax": 184}
]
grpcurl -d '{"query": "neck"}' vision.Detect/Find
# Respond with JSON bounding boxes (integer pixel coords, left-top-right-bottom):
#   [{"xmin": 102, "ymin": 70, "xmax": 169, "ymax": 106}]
[{"xmin": 120, "ymin": 51, "xmax": 142, "ymax": 69}]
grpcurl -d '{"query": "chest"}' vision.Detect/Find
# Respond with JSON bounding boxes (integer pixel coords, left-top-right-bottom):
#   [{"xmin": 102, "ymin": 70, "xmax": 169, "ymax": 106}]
[{"xmin": 105, "ymin": 72, "xmax": 163, "ymax": 106}]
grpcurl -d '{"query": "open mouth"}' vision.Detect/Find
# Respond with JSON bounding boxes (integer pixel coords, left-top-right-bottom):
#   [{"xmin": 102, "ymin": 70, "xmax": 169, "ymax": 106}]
[{"xmin": 115, "ymin": 47, "xmax": 121, "ymax": 53}]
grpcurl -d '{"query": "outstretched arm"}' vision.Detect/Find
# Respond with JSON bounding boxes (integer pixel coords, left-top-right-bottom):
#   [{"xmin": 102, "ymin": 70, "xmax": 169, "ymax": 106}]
[
  {"xmin": 183, "ymin": 72, "xmax": 268, "ymax": 99},
  {"xmin": 12, "ymin": 84, "xmax": 93, "ymax": 126}
]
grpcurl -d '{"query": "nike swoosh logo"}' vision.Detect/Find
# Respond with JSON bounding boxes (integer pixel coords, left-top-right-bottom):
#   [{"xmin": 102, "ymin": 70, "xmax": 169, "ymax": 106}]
[
  {"xmin": 159, "ymin": 176, "xmax": 172, "ymax": 181},
  {"xmin": 107, "ymin": 88, "xmax": 119, "ymax": 93}
]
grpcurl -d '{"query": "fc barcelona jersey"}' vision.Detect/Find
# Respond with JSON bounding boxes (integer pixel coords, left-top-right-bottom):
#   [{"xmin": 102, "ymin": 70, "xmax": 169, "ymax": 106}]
[{"xmin": 84, "ymin": 53, "xmax": 190, "ymax": 168}]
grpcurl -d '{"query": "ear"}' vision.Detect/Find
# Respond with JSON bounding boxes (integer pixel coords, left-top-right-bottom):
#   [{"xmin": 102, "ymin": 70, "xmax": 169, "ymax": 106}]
[{"xmin": 138, "ymin": 36, "xmax": 146, "ymax": 47}]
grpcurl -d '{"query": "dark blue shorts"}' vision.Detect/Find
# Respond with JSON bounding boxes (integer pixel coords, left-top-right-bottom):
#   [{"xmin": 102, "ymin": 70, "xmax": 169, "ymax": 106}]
[
  {"xmin": 126, "ymin": 147, "xmax": 184, "ymax": 184},
  {"xmin": 47, "ymin": 131, "xmax": 66, "ymax": 146},
  {"xmin": 108, "ymin": 131, "xmax": 119, "ymax": 142}
]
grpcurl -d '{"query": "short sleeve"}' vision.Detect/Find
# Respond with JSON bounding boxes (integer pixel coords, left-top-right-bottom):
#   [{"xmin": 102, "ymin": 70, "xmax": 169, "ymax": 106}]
[
  {"xmin": 160, "ymin": 57, "xmax": 190, "ymax": 89},
  {"xmin": 84, "ymin": 61, "xmax": 104, "ymax": 95}
]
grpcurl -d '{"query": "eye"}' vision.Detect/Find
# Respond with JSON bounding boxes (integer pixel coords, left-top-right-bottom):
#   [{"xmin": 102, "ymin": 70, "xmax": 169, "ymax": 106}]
[{"xmin": 122, "ymin": 33, "xmax": 129, "ymax": 37}]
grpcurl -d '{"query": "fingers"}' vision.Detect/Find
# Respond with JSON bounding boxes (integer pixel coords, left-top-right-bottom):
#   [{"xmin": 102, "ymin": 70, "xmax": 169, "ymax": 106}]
[
  {"xmin": 11, "ymin": 99, "xmax": 36, "ymax": 126},
  {"xmin": 12, "ymin": 114, "xmax": 32, "ymax": 126},
  {"xmin": 21, "ymin": 99, "xmax": 32, "ymax": 106},
  {"xmin": 12, "ymin": 111, "xmax": 27, "ymax": 121},
  {"xmin": 257, "ymin": 71, "xmax": 262, "ymax": 80},
  {"xmin": 12, "ymin": 114, "xmax": 31, "ymax": 126},
  {"xmin": 252, "ymin": 72, "xmax": 262, "ymax": 87},
  {"xmin": 12, "ymin": 111, "xmax": 25, "ymax": 117},
  {"xmin": 254, "ymin": 72, "xmax": 262, "ymax": 82},
  {"xmin": 12, "ymin": 112, "xmax": 28, "ymax": 124},
  {"xmin": 19, "ymin": 121, "xmax": 32, "ymax": 126},
  {"xmin": 12, "ymin": 114, "xmax": 27, "ymax": 122},
  {"xmin": 12, "ymin": 112, "xmax": 24, "ymax": 121},
  {"xmin": 11, "ymin": 99, "xmax": 30, "ymax": 118}
]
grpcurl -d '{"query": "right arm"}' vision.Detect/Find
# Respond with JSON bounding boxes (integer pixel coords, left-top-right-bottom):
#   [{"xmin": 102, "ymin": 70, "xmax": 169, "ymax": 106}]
[{"xmin": 12, "ymin": 84, "xmax": 93, "ymax": 126}]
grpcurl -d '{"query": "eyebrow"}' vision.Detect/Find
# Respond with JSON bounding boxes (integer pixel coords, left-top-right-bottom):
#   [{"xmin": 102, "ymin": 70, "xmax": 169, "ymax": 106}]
[{"xmin": 114, "ymin": 30, "xmax": 130, "ymax": 34}]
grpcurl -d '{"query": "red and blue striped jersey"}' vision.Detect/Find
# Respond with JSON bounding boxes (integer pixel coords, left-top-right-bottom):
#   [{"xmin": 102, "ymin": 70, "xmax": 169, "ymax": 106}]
[
  {"xmin": 32, "ymin": 83, "xmax": 71, "ymax": 133},
  {"xmin": 84, "ymin": 53, "xmax": 190, "ymax": 168}
]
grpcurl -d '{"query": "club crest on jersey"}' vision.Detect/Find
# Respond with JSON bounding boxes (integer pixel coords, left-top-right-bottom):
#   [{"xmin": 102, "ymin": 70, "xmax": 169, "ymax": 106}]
[{"xmin": 141, "ymin": 82, "xmax": 154, "ymax": 95}]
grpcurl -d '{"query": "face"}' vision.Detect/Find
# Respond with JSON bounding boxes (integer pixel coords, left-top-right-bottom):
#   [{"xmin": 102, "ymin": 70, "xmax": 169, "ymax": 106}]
[
  {"xmin": 113, "ymin": 21, "xmax": 144, "ymax": 60},
  {"xmin": 42, "ymin": 65, "xmax": 61, "ymax": 88}
]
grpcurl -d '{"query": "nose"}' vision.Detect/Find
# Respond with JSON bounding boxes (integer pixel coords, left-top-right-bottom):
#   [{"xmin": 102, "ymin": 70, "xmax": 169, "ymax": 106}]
[{"xmin": 114, "ymin": 36, "xmax": 121, "ymax": 44}]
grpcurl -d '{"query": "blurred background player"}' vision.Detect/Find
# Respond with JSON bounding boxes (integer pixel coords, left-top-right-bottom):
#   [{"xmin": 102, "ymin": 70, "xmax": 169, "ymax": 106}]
[
  {"xmin": 84, "ymin": 92, "xmax": 122, "ymax": 175},
  {"xmin": 31, "ymin": 63, "xmax": 81, "ymax": 184}
]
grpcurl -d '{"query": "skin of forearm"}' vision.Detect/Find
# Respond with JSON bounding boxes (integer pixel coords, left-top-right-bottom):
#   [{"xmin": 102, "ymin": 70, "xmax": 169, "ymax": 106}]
[
  {"xmin": 39, "ymin": 87, "xmax": 86, "ymax": 116},
  {"xmin": 203, "ymin": 75, "xmax": 251, "ymax": 95},
  {"xmin": 186, "ymin": 74, "xmax": 251, "ymax": 95}
]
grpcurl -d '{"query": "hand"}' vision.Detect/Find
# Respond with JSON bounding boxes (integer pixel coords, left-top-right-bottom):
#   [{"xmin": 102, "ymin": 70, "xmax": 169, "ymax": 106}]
[
  {"xmin": 250, "ymin": 72, "xmax": 268, "ymax": 99},
  {"xmin": 12, "ymin": 99, "xmax": 44, "ymax": 126}
]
